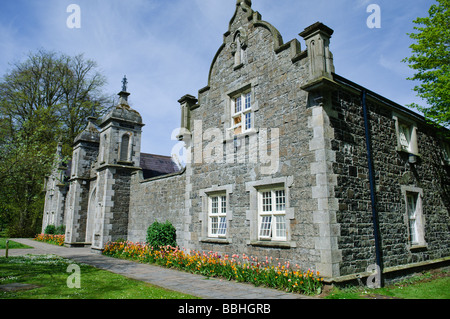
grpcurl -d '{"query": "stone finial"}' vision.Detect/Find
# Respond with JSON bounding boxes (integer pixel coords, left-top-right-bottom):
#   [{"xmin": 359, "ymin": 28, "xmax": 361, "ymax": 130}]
[
  {"xmin": 118, "ymin": 76, "xmax": 130, "ymax": 106},
  {"xmin": 122, "ymin": 75, "xmax": 128, "ymax": 92},
  {"xmin": 236, "ymin": 0, "xmax": 252, "ymax": 7}
]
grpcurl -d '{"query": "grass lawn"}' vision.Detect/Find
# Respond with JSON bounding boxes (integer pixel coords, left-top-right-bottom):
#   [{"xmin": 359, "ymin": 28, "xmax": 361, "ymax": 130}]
[
  {"xmin": 0, "ymin": 238, "xmax": 33, "ymax": 249},
  {"xmin": 0, "ymin": 255, "xmax": 198, "ymax": 299},
  {"xmin": 324, "ymin": 269, "xmax": 450, "ymax": 299}
]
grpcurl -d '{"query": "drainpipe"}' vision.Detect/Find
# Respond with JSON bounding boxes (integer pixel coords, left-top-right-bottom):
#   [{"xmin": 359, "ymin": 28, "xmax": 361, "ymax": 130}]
[{"xmin": 362, "ymin": 89, "xmax": 383, "ymax": 287}]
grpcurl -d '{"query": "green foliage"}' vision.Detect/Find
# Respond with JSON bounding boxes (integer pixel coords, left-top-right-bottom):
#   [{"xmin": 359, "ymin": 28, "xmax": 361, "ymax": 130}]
[
  {"xmin": 0, "ymin": 255, "xmax": 195, "ymax": 299},
  {"xmin": 146, "ymin": 221, "xmax": 177, "ymax": 249},
  {"xmin": 55, "ymin": 225, "xmax": 65, "ymax": 235},
  {"xmin": 0, "ymin": 49, "xmax": 111, "ymax": 237},
  {"xmin": 44, "ymin": 225, "xmax": 56, "ymax": 235},
  {"xmin": 403, "ymin": 0, "xmax": 450, "ymax": 130}
]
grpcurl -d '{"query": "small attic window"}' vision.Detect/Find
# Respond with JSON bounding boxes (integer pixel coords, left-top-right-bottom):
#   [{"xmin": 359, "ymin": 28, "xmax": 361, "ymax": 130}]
[
  {"xmin": 393, "ymin": 115, "xmax": 419, "ymax": 157},
  {"xmin": 232, "ymin": 31, "xmax": 247, "ymax": 69}
]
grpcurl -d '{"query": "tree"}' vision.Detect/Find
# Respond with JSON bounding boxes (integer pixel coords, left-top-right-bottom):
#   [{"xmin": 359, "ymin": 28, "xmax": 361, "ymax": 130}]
[
  {"xmin": 403, "ymin": 0, "xmax": 450, "ymax": 130},
  {"xmin": 0, "ymin": 49, "xmax": 112, "ymax": 236}
]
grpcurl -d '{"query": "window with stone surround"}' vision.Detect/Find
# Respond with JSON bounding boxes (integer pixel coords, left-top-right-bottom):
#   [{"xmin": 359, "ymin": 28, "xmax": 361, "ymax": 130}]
[
  {"xmin": 258, "ymin": 187, "xmax": 286, "ymax": 241},
  {"xmin": 245, "ymin": 177, "xmax": 294, "ymax": 248},
  {"xmin": 231, "ymin": 91, "xmax": 253, "ymax": 135},
  {"xmin": 208, "ymin": 194, "xmax": 227, "ymax": 238},
  {"xmin": 401, "ymin": 186, "xmax": 426, "ymax": 248},
  {"xmin": 199, "ymin": 185, "xmax": 233, "ymax": 243},
  {"xmin": 393, "ymin": 115, "xmax": 418, "ymax": 156},
  {"xmin": 119, "ymin": 133, "xmax": 131, "ymax": 162}
]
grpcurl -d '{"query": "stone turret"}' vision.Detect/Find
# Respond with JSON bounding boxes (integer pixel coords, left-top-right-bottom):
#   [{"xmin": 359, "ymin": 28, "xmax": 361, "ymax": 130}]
[
  {"xmin": 91, "ymin": 77, "xmax": 145, "ymax": 251},
  {"xmin": 65, "ymin": 116, "xmax": 100, "ymax": 246}
]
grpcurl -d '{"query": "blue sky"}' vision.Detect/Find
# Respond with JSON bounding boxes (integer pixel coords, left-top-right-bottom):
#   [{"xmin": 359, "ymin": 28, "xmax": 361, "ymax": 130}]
[{"xmin": 0, "ymin": 0, "xmax": 435, "ymax": 156}]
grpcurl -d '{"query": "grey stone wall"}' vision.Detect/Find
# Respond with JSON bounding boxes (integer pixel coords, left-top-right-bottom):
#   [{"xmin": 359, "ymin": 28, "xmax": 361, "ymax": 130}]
[
  {"xmin": 182, "ymin": 4, "xmax": 323, "ymax": 273},
  {"xmin": 330, "ymin": 87, "xmax": 450, "ymax": 276},
  {"xmin": 128, "ymin": 171, "xmax": 186, "ymax": 244}
]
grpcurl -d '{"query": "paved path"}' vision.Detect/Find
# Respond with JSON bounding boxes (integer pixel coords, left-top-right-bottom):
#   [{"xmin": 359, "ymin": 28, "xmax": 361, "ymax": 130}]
[{"xmin": 1, "ymin": 239, "xmax": 315, "ymax": 300}]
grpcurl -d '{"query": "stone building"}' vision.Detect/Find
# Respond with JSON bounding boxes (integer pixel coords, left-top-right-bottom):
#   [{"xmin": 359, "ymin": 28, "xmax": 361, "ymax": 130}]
[{"xmin": 42, "ymin": 0, "xmax": 450, "ymax": 283}]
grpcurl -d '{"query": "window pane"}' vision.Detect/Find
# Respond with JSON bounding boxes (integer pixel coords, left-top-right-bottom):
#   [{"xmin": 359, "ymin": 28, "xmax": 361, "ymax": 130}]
[
  {"xmin": 407, "ymin": 194, "xmax": 416, "ymax": 219},
  {"xmin": 275, "ymin": 215, "xmax": 286, "ymax": 239},
  {"xmin": 259, "ymin": 215, "xmax": 272, "ymax": 238},
  {"xmin": 262, "ymin": 192, "xmax": 272, "ymax": 212},
  {"xmin": 211, "ymin": 217, "xmax": 218, "ymax": 235},
  {"xmin": 245, "ymin": 113, "xmax": 252, "ymax": 130},
  {"xmin": 211, "ymin": 197, "xmax": 218, "ymax": 214},
  {"xmin": 409, "ymin": 220, "xmax": 417, "ymax": 243},
  {"xmin": 221, "ymin": 196, "xmax": 227, "ymax": 214},
  {"xmin": 399, "ymin": 124, "xmax": 411, "ymax": 149},
  {"xmin": 218, "ymin": 217, "xmax": 227, "ymax": 235},
  {"xmin": 245, "ymin": 93, "xmax": 251, "ymax": 110},
  {"xmin": 406, "ymin": 193, "xmax": 418, "ymax": 244},
  {"xmin": 275, "ymin": 190, "xmax": 285, "ymax": 211},
  {"xmin": 235, "ymin": 96, "xmax": 242, "ymax": 113}
]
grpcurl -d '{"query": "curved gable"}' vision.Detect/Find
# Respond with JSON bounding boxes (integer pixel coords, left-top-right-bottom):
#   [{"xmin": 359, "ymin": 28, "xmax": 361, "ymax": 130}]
[{"xmin": 202, "ymin": 0, "xmax": 290, "ymax": 91}]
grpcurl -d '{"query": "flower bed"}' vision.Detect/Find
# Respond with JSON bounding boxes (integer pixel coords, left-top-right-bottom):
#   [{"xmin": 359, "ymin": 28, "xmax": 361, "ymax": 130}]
[
  {"xmin": 103, "ymin": 241, "xmax": 324, "ymax": 295},
  {"xmin": 34, "ymin": 234, "xmax": 65, "ymax": 246}
]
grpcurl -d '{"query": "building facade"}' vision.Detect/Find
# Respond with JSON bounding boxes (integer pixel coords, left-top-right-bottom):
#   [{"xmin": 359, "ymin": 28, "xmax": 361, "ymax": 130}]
[{"xmin": 43, "ymin": 0, "xmax": 450, "ymax": 283}]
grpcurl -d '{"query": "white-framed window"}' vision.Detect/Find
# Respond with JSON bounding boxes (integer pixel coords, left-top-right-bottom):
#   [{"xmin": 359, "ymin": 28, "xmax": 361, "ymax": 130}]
[
  {"xmin": 406, "ymin": 192, "xmax": 419, "ymax": 244},
  {"xmin": 231, "ymin": 92, "xmax": 253, "ymax": 135},
  {"xmin": 208, "ymin": 194, "xmax": 227, "ymax": 238},
  {"xmin": 393, "ymin": 115, "xmax": 418, "ymax": 155},
  {"xmin": 401, "ymin": 186, "xmax": 426, "ymax": 248},
  {"xmin": 258, "ymin": 188, "xmax": 286, "ymax": 241},
  {"xmin": 399, "ymin": 123, "xmax": 412, "ymax": 152}
]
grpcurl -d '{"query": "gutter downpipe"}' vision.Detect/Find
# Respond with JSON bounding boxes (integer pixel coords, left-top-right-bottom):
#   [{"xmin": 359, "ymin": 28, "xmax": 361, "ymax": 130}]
[{"xmin": 362, "ymin": 89, "xmax": 384, "ymax": 288}]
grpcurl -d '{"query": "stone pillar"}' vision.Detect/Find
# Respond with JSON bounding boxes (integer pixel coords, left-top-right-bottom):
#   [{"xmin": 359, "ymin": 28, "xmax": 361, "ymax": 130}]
[
  {"xmin": 308, "ymin": 102, "xmax": 342, "ymax": 278},
  {"xmin": 299, "ymin": 22, "xmax": 335, "ymax": 80},
  {"xmin": 177, "ymin": 94, "xmax": 198, "ymax": 141}
]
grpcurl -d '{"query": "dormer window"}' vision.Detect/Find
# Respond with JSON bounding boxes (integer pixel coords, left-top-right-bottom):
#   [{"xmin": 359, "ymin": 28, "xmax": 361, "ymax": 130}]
[
  {"xmin": 393, "ymin": 115, "xmax": 419, "ymax": 157},
  {"xmin": 399, "ymin": 123, "xmax": 412, "ymax": 152}
]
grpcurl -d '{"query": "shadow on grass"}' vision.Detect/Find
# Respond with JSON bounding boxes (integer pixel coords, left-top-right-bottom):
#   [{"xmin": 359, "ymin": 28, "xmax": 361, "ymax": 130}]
[{"xmin": 0, "ymin": 255, "xmax": 196, "ymax": 299}]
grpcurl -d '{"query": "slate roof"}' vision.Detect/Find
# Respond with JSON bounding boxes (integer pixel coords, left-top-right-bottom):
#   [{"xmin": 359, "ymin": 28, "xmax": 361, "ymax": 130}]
[{"xmin": 140, "ymin": 153, "xmax": 180, "ymax": 179}]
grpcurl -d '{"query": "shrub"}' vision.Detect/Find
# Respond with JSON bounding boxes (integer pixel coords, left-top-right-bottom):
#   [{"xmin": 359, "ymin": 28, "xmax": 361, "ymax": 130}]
[
  {"xmin": 55, "ymin": 225, "xmax": 66, "ymax": 235},
  {"xmin": 44, "ymin": 225, "xmax": 56, "ymax": 235},
  {"xmin": 146, "ymin": 221, "xmax": 177, "ymax": 249}
]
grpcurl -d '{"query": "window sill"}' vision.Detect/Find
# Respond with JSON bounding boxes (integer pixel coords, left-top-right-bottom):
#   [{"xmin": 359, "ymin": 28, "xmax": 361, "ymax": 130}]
[
  {"xmin": 396, "ymin": 148, "xmax": 420, "ymax": 157},
  {"xmin": 200, "ymin": 237, "xmax": 231, "ymax": 245},
  {"xmin": 409, "ymin": 244, "xmax": 428, "ymax": 251},
  {"xmin": 234, "ymin": 63, "xmax": 244, "ymax": 71},
  {"xmin": 117, "ymin": 161, "xmax": 133, "ymax": 166},
  {"xmin": 225, "ymin": 128, "xmax": 257, "ymax": 141},
  {"xmin": 249, "ymin": 240, "xmax": 292, "ymax": 249}
]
